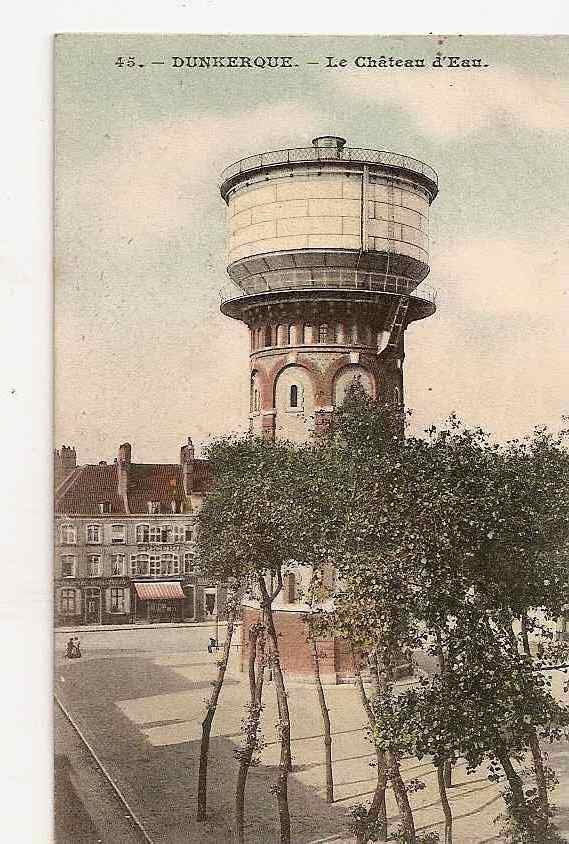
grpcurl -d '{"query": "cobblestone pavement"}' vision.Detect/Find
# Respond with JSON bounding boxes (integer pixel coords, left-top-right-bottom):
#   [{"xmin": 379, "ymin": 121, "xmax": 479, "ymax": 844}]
[{"xmin": 53, "ymin": 626, "xmax": 569, "ymax": 843}]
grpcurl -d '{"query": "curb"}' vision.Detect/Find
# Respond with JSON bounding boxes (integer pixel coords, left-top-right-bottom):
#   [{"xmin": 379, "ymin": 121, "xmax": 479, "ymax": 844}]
[{"xmin": 55, "ymin": 620, "xmax": 229, "ymax": 634}]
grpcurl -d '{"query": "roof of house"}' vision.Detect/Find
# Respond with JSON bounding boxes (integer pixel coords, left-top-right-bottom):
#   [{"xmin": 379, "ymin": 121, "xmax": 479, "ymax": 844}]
[{"xmin": 55, "ymin": 459, "xmax": 212, "ymax": 515}]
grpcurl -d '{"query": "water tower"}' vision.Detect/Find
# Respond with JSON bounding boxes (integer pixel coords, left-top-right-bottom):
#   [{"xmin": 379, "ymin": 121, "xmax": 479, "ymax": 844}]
[
  {"xmin": 220, "ymin": 135, "xmax": 438, "ymax": 443},
  {"xmin": 219, "ymin": 136, "xmax": 438, "ymax": 681}
]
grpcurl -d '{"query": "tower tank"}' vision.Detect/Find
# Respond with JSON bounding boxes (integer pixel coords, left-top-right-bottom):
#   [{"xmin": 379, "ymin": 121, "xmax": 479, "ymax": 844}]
[{"xmin": 220, "ymin": 135, "xmax": 438, "ymax": 443}]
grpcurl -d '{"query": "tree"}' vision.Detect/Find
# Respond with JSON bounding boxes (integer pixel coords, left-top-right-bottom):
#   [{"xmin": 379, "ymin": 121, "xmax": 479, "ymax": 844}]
[
  {"xmin": 197, "ymin": 583, "xmax": 239, "ymax": 822},
  {"xmin": 197, "ymin": 435, "xmax": 304, "ymax": 843},
  {"xmin": 305, "ymin": 577, "xmax": 335, "ymax": 804},
  {"xmin": 315, "ymin": 387, "xmax": 569, "ymax": 842}
]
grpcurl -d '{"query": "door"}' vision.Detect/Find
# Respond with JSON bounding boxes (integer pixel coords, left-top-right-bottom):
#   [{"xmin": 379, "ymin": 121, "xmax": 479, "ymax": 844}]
[
  {"xmin": 204, "ymin": 589, "xmax": 217, "ymax": 619},
  {"xmin": 85, "ymin": 588, "xmax": 101, "ymax": 624}
]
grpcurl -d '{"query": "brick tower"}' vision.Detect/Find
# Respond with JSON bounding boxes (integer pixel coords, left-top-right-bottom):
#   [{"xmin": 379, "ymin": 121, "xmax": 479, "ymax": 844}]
[{"xmin": 219, "ymin": 136, "xmax": 438, "ymax": 681}]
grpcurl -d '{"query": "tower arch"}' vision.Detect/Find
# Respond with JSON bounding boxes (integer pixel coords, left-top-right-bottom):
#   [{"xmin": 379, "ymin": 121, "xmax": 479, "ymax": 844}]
[
  {"xmin": 333, "ymin": 364, "xmax": 376, "ymax": 406},
  {"xmin": 273, "ymin": 363, "xmax": 316, "ymax": 443}
]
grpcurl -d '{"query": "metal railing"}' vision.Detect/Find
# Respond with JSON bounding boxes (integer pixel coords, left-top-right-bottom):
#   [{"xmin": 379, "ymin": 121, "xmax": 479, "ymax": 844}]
[
  {"xmin": 220, "ymin": 146, "xmax": 438, "ymax": 189},
  {"xmin": 219, "ymin": 275, "xmax": 437, "ymax": 306}
]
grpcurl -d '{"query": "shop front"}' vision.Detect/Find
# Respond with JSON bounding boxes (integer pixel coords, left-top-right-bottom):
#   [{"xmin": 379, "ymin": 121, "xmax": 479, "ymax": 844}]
[{"xmin": 133, "ymin": 579, "xmax": 186, "ymax": 623}]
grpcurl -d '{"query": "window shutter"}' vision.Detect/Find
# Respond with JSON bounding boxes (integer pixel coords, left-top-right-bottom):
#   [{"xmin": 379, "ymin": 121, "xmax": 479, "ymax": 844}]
[{"xmin": 105, "ymin": 588, "xmax": 112, "ymax": 612}]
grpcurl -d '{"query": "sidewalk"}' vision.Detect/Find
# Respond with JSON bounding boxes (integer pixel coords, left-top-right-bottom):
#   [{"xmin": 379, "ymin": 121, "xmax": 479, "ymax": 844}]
[{"xmin": 56, "ymin": 620, "xmax": 227, "ymax": 634}]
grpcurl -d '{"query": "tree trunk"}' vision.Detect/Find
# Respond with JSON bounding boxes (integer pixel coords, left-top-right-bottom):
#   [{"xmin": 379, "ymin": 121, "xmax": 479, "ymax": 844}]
[
  {"xmin": 386, "ymin": 750, "xmax": 416, "ymax": 844},
  {"xmin": 235, "ymin": 623, "xmax": 265, "ymax": 844},
  {"xmin": 443, "ymin": 759, "xmax": 453, "ymax": 788},
  {"xmin": 309, "ymin": 635, "xmax": 334, "ymax": 803},
  {"xmin": 497, "ymin": 752, "xmax": 532, "ymax": 834},
  {"xmin": 197, "ymin": 600, "xmax": 237, "ymax": 822},
  {"xmin": 520, "ymin": 613, "xmax": 549, "ymax": 835},
  {"xmin": 352, "ymin": 647, "xmax": 387, "ymax": 843},
  {"xmin": 374, "ymin": 651, "xmax": 416, "ymax": 844},
  {"xmin": 437, "ymin": 763, "xmax": 453, "ymax": 844},
  {"xmin": 259, "ymin": 575, "xmax": 291, "ymax": 844},
  {"xmin": 528, "ymin": 729, "xmax": 549, "ymax": 835}
]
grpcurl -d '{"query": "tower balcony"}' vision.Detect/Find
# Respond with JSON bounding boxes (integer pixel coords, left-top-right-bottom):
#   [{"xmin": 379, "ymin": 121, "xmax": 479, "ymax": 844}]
[{"xmin": 219, "ymin": 275, "xmax": 437, "ymax": 324}]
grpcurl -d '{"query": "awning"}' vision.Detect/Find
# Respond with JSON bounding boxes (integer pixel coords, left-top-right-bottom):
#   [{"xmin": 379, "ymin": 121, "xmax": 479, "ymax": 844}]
[{"xmin": 134, "ymin": 581, "xmax": 185, "ymax": 600}]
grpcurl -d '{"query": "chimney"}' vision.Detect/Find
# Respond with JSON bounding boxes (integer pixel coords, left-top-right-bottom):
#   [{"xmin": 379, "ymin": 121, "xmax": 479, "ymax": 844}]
[
  {"xmin": 54, "ymin": 445, "xmax": 77, "ymax": 486},
  {"xmin": 117, "ymin": 442, "xmax": 132, "ymax": 512},
  {"xmin": 180, "ymin": 436, "xmax": 195, "ymax": 496}
]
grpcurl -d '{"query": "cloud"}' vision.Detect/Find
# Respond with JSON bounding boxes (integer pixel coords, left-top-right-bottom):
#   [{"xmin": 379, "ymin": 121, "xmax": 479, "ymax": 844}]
[
  {"xmin": 56, "ymin": 102, "xmax": 323, "ymax": 243},
  {"xmin": 54, "ymin": 101, "xmax": 324, "ymax": 461},
  {"xmin": 405, "ymin": 235, "xmax": 569, "ymax": 441},
  {"xmin": 432, "ymin": 236, "xmax": 569, "ymax": 319},
  {"xmin": 335, "ymin": 66, "xmax": 569, "ymax": 139}
]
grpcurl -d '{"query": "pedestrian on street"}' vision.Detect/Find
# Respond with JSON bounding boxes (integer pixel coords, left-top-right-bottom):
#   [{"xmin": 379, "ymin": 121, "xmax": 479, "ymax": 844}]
[
  {"xmin": 208, "ymin": 636, "xmax": 217, "ymax": 654},
  {"xmin": 65, "ymin": 638, "xmax": 74, "ymax": 659},
  {"xmin": 73, "ymin": 637, "xmax": 82, "ymax": 658}
]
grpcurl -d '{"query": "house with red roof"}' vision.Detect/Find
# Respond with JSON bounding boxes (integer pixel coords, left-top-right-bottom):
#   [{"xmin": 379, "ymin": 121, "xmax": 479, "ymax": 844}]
[{"xmin": 54, "ymin": 438, "xmax": 223, "ymax": 627}]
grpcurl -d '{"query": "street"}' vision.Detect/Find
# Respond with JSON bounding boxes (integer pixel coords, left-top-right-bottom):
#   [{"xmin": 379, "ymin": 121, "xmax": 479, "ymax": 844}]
[{"xmin": 53, "ymin": 624, "xmax": 569, "ymax": 843}]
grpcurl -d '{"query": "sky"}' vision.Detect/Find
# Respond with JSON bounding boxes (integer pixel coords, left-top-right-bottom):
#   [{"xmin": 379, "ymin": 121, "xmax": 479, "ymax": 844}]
[{"xmin": 54, "ymin": 34, "xmax": 569, "ymax": 463}]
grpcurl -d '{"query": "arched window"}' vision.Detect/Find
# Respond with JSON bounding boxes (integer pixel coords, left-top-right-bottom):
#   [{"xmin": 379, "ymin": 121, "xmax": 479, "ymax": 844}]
[
  {"xmin": 60, "ymin": 524, "xmax": 76, "ymax": 545},
  {"xmin": 303, "ymin": 324, "xmax": 313, "ymax": 344},
  {"xmin": 318, "ymin": 323, "xmax": 328, "ymax": 343},
  {"xmin": 276, "ymin": 324, "xmax": 286, "ymax": 346},
  {"xmin": 264, "ymin": 325, "xmax": 272, "ymax": 347},
  {"xmin": 287, "ymin": 324, "xmax": 294, "ymax": 345},
  {"xmin": 289, "ymin": 384, "xmax": 299, "ymax": 409}
]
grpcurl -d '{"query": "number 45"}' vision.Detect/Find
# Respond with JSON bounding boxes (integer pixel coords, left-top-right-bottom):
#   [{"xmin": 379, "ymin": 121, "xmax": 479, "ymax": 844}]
[{"xmin": 115, "ymin": 57, "xmax": 136, "ymax": 68}]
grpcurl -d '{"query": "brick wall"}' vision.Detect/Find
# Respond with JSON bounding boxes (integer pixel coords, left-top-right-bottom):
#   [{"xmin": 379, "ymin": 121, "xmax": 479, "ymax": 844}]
[{"xmin": 240, "ymin": 604, "xmax": 361, "ymax": 683}]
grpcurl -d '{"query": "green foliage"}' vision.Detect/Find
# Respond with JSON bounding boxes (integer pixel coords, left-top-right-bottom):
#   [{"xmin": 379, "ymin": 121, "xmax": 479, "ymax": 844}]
[
  {"xmin": 494, "ymin": 788, "xmax": 568, "ymax": 843},
  {"xmin": 197, "ymin": 386, "xmax": 569, "ymax": 841},
  {"xmin": 387, "ymin": 827, "xmax": 439, "ymax": 843},
  {"xmin": 197, "ymin": 434, "xmax": 306, "ymax": 583},
  {"xmin": 348, "ymin": 804, "xmax": 390, "ymax": 842},
  {"xmin": 233, "ymin": 702, "xmax": 265, "ymax": 767}
]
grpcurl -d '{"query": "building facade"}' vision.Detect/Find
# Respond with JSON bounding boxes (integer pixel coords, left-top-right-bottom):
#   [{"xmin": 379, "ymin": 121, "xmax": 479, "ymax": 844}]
[
  {"xmin": 54, "ymin": 439, "xmax": 223, "ymax": 628},
  {"xmin": 219, "ymin": 135, "xmax": 439, "ymax": 681}
]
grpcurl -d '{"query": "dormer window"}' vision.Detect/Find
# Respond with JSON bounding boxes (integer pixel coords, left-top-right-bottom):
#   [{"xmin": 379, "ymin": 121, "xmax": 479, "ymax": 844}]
[
  {"xmin": 147, "ymin": 501, "xmax": 161, "ymax": 514},
  {"xmin": 98, "ymin": 501, "xmax": 111, "ymax": 514}
]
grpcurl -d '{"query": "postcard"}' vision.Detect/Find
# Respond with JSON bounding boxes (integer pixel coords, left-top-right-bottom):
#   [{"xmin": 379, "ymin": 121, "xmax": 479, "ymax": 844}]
[{"xmin": 54, "ymin": 34, "xmax": 569, "ymax": 843}]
